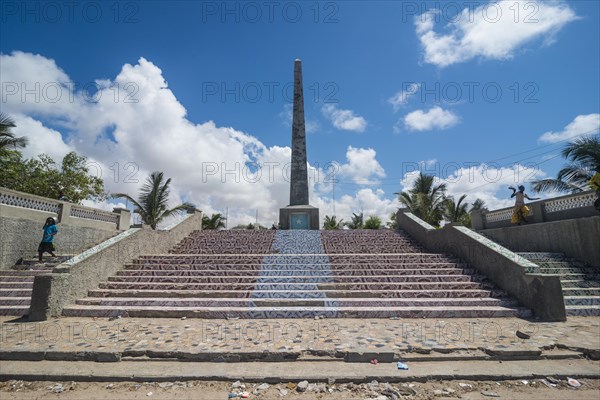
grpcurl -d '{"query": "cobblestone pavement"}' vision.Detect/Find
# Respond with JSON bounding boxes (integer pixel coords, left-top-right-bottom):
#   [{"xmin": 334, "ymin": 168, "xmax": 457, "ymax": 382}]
[{"xmin": 1, "ymin": 316, "xmax": 598, "ymax": 359}]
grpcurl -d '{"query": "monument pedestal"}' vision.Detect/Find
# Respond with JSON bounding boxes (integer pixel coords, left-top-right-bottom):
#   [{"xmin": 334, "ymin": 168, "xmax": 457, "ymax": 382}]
[{"xmin": 279, "ymin": 205, "xmax": 319, "ymax": 230}]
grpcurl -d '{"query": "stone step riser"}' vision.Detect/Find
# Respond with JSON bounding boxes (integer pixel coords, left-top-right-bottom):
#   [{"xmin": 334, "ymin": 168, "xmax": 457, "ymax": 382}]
[
  {"xmin": 0, "ymin": 289, "xmax": 32, "ymax": 297},
  {"xmin": 106, "ymin": 276, "xmax": 481, "ymax": 284},
  {"xmin": 0, "ymin": 283, "xmax": 33, "ymax": 289},
  {"xmin": 61, "ymin": 307, "xmax": 531, "ymax": 319},
  {"xmin": 0, "ymin": 307, "xmax": 29, "ymax": 316},
  {"xmin": 98, "ymin": 282, "xmax": 487, "ymax": 290},
  {"xmin": 563, "ymin": 289, "xmax": 600, "ymax": 296},
  {"xmin": 561, "ymin": 281, "xmax": 600, "ymax": 288},
  {"xmin": 125, "ymin": 263, "xmax": 469, "ymax": 270},
  {"xmin": 0, "ymin": 271, "xmax": 51, "ymax": 276},
  {"xmin": 564, "ymin": 297, "xmax": 600, "ymax": 306},
  {"xmin": 0, "ymin": 298, "xmax": 31, "ymax": 306},
  {"xmin": 74, "ymin": 298, "xmax": 518, "ymax": 307},
  {"xmin": 118, "ymin": 268, "xmax": 476, "ymax": 276},
  {"xmin": 87, "ymin": 289, "xmax": 503, "ymax": 299},
  {"xmin": 0, "ymin": 277, "xmax": 35, "ymax": 283},
  {"xmin": 566, "ymin": 309, "xmax": 600, "ymax": 317}
]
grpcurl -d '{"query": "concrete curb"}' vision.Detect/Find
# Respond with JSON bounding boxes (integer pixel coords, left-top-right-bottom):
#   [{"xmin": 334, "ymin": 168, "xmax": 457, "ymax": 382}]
[{"xmin": 1, "ymin": 359, "xmax": 599, "ymax": 383}]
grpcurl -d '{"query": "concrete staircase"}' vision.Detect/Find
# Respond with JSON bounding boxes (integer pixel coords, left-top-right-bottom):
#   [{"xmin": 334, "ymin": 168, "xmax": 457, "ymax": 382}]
[
  {"xmin": 518, "ymin": 252, "xmax": 600, "ymax": 317},
  {"xmin": 0, "ymin": 255, "xmax": 73, "ymax": 316},
  {"xmin": 62, "ymin": 230, "xmax": 530, "ymax": 319}
]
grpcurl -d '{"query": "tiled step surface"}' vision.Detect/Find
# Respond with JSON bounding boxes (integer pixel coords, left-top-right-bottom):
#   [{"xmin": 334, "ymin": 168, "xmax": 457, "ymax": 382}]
[
  {"xmin": 518, "ymin": 252, "xmax": 600, "ymax": 317},
  {"xmin": 63, "ymin": 230, "xmax": 530, "ymax": 319},
  {"xmin": 0, "ymin": 255, "xmax": 72, "ymax": 317}
]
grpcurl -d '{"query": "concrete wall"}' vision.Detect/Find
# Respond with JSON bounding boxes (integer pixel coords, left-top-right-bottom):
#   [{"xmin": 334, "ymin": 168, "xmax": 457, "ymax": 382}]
[
  {"xmin": 481, "ymin": 217, "xmax": 600, "ymax": 268},
  {"xmin": 1, "ymin": 188, "xmax": 129, "ymax": 270},
  {"xmin": 472, "ymin": 190, "xmax": 598, "ymax": 230},
  {"xmin": 29, "ymin": 210, "xmax": 202, "ymax": 320},
  {"xmin": 397, "ymin": 210, "xmax": 566, "ymax": 321}
]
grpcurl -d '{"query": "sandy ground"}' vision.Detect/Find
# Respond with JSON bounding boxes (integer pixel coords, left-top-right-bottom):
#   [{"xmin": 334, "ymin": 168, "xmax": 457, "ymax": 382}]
[{"xmin": 1, "ymin": 378, "xmax": 599, "ymax": 400}]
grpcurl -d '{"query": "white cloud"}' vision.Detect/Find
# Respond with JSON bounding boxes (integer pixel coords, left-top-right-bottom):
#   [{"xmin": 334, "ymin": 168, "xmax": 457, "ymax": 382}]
[
  {"xmin": 321, "ymin": 104, "xmax": 367, "ymax": 132},
  {"xmin": 337, "ymin": 146, "xmax": 386, "ymax": 185},
  {"xmin": 397, "ymin": 162, "xmax": 548, "ymax": 211},
  {"xmin": 403, "ymin": 106, "xmax": 460, "ymax": 131},
  {"xmin": 415, "ymin": 1, "xmax": 578, "ymax": 67},
  {"xmin": 314, "ymin": 188, "xmax": 399, "ymax": 226},
  {"xmin": 388, "ymin": 83, "xmax": 421, "ymax": 111},
  {"xmin": 538, "ymin": 114, "xmax": 600, "ymax": 143}
]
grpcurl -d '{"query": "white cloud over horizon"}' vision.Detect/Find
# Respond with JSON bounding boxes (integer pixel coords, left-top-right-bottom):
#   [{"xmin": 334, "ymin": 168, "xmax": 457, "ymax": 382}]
[
  {"xmin": 402, "ymin": 106, "xmax": 460, "ymax": 132},
  {"xmin": 538, "ymin": 113, "xmax": 600, "ymax": 143},
  {"xmin": 321, "ymin": 104, "xmax": 367, "ymax": 132},
  {"xmin": 1, "ymin": 51, "xmax": 392, "ymax": 227},
  {"xmin": 415, "ymin": 0, "xmax": 578, "ymax": 67}
]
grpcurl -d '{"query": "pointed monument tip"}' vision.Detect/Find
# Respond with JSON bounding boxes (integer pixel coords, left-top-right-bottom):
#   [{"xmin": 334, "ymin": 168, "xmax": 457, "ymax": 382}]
[{"xmin": 295, "ymin": 58, "xmax": 301, "ymax": 62}]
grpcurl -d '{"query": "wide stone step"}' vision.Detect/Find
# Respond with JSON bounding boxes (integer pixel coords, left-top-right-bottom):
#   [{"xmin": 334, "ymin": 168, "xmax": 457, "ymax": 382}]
[
  {"xmin": 0, "ymin": 276, "xmax": 35, "ymax": 283},
  {"xmin": 0, "ymin": 282, "xmax": 33, "ymax": 289},
  {"xmin": 0, "ymin": 289, "xmax": 32, "ymax": 297},
  {"xmin": 125, "ymin": 262, "xmax": 469, "ymax": 270},
  {"xmin": 0, "ymin": 306, "xmax": 29, "ymax": 316},
  {"xmin": 106, "ymin": 275, "xmax": 480, "ymax": 284},
  {"xmin": 563, "ymin": 287, "xmax": 600, "ymax": 296},
  {"xmin": 0, "ymin": 297, "xmax": 31, "ymax": 306},
  {"xmin": 0, "ymin": 270, "xmax": 51, "ymax": 276},
  {"xmin": 62, "ymin": 304, "xmax": 531, "ymax": 318},
  {"xmin": 88, "ymin": 288, "xmax": 501, "ymax": 299},
  {"xmin": 74, "ymin": 296, "xmax": 519, "ymax": 308},
  {"xmin": 561, "ymin": 280, "xmax": 600, "ymax": 288},
  {"xmin": 117, "ymin": 268, "xmax": 477, "ymax": 277},
  {"xmin": 98, "ymin": 281, "xmax": 486, "ymax": 291},
  {"xmin": 566, "ymin": 305, "xmax": 600, "ymax": 317},
  {"xmin": 517, "ymin": 252, "xmax": 566, "ymax": 260},
  {"xmin": 540, "ymin": 267, "xmax": 599, "ymax": 274},
  {"xmin": 564, "ymin": 296, "xmax": 600, "ymax": 306}
]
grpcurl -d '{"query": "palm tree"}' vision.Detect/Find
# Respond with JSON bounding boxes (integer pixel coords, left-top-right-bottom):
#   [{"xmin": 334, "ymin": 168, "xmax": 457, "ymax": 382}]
[
  {"xmin": 471, "ymin": 198, "xmax": 488, "ymax": 212},
  {"xmin": 202, "ymin": 213, "xmax": 226, "ymax": 230},
  {"xmin": 532, "ymin": 135, "xmax": 600, "ymax": 193},
  {"xmin": 111, "ymin": 171, "xmax": 195, "ymax": 230},
  {"xmin": 396, "ymin": 172, "xmax": 447, "ymax": 227},
  {"xmin": 345, "ymin": 212, "xmax": 364, "ymax": 229},
  {"xmin": 364, "ymin": 215, "xmax": 382, "ymax": 229},
  {"xmin": 444, "ymin": 194, "xmax": 469, "ymax": 224},
  {"xmin": 0, "ymin": 113, "xmax": 28, "ymax": 153},
  {"xmin": 323, "ymin": 215, "xmax": 344, "ymax": 230}
]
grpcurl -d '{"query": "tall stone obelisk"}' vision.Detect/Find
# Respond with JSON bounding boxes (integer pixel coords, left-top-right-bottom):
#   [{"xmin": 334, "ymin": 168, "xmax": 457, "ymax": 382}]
[
  {"xmin": 279, "ymin": 59, "xmax": 319, "ymax": 230},
  {"xmin": 289, "ymin": 59, "xmax": 309, "ymax": 206}
]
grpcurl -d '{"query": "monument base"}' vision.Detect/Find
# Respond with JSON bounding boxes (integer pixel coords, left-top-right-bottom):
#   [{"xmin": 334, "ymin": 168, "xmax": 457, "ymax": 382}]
[{"xmin": 279, "ymin": 205, "xmax": 320, "ymax": 230}]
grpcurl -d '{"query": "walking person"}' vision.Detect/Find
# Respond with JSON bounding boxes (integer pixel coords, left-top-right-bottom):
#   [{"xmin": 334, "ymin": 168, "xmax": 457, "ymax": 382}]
[
  {"xmin": 509, "ymin": 185, "xmax": 540, "ymax": 225},
  {"xmin": 38, "ymin": 217, "xmax": 58, "ymax": 261}
]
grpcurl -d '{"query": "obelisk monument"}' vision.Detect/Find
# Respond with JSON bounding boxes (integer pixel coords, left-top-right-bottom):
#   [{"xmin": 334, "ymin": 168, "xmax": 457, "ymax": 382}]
[{"xmin": 279, "ymin": 59, "xmax": 319, "ymax": 229}]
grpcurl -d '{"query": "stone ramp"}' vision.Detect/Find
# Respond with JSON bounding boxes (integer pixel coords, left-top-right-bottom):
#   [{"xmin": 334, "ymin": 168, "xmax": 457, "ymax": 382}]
[
  {"xmin": 0, "ymin": 255, "xmax": 73, "ymax": 316},
  {"xmin": 62, "ymin": 230, "xmax": 530, "ymax": 319},
  {"xmin": 518, "ymin": 252, "xmax": 600, "ymax": 317}
]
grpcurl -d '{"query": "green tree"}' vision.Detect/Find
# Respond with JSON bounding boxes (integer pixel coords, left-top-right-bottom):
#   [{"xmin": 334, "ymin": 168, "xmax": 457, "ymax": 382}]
[
  {"xmin": 0, "ymin": 151, "xmax": 106, "ymax": 203},
  {"xmin": 323, "ymin": 215, "xmax": 344, "ymax": 230},
  {"xmin": 531, "ymin": 135, "xmax": 600, "ymax": 193},
  {"xmin": 396, "ymin": 172, "xmax": 447, "ymax": 227},
  {"xmin": 471, "ymin": 198, "xmax": 488, "ymax": 212},
  {"xmin": 363, "ymin": 215, "xmax": 382, "ymax": 229},
  {"xmin": 386, "ymin": 211, "xmax": 399, "ymax": 230},
  {"xmin": 111, "ymin": 171, "xmax": 194, "ymax": 230},
  {"xmin": 0, "ymin": 113, "xmax": 28, "ymax": 155},
  {"xmin": 443, "ymin": 194, "xmax": 469, "ymax": 224},
  {"xmin": 202, "ymin": 213, "xmax": 226, "ymax": 230},
  {"xmin": 345, "ymin": 212, "xmax": 364, "ymax": 229}
]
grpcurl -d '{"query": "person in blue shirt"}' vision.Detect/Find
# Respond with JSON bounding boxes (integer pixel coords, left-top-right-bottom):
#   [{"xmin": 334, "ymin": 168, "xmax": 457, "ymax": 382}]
[{"xmin": 38, "ymin": 217, "xmax": 58, "ymax": 261}]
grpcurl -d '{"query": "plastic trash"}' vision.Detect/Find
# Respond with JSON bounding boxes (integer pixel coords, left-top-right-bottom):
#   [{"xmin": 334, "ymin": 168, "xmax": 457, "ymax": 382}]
[
  {"xmin": 567, "ymin": 378, "xmax": 581, "ymax": 388},
  {"xmin": 370, "ymin": 358, "xmax": 379, "ymax": 365},
  {"xmin": 397, "ymin": 361, "xmax": 409, "ymax": 370}
]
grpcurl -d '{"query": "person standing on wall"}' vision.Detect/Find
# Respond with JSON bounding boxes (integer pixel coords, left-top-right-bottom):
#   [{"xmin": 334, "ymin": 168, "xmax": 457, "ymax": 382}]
[{"xmin": 509, "ymin": 185, "xmax": 540, "ymax": 225}]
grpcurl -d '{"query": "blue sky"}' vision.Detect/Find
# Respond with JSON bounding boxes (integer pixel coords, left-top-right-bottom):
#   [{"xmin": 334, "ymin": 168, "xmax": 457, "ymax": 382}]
[{"xmin": 1, "ymin": 0, "xmax": 599, "ymax": 226}]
